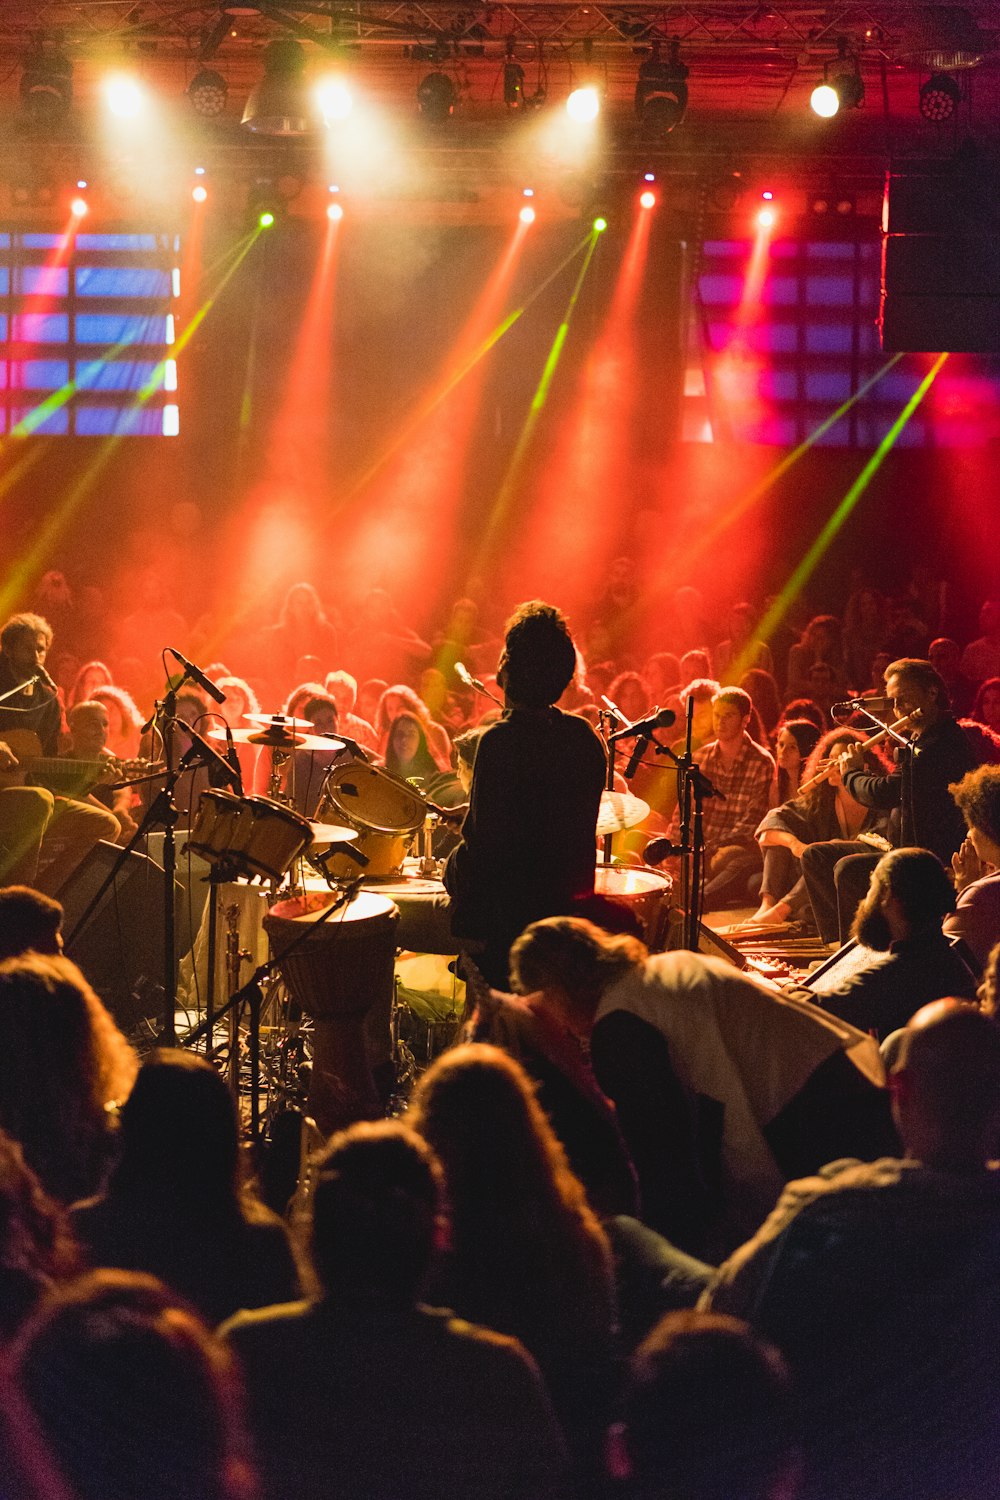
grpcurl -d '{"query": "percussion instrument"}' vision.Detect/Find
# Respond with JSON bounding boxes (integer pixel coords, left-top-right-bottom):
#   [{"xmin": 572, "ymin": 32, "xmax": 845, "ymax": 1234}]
[
  {"xmin": 316, "ymin": 761, "xmax": 426, "ymax": 879},
  {"xmin": 209, "ymin": 727, "xmax": 341, "ymax": 753},
  {"xmin": 307, "ymin": 820, "xmax": 360, "ymax": 847},
  {"xmin": 596, "ymin": 789, "xmax": 651, "ymax": 836},
  {"xmin": 264, "ymin": 890, "xmax": 400, "ymax": 1134},
  {"xmin": 244, "ymin": 713, "xmax": 316, "ymax": 731},
  {"xmin": 594, "ymin": 864, "xmax": 673, "ymax": 951},
  {"xmin": 187, "ymin": 790, "xmax": 314, "ymax": 882}
]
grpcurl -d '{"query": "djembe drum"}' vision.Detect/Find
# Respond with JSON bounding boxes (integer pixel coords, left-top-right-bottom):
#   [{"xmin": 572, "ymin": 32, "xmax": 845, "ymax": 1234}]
[{"xmin": 264, "ymin": 890, "xmax": 399, "ymax": 1135}]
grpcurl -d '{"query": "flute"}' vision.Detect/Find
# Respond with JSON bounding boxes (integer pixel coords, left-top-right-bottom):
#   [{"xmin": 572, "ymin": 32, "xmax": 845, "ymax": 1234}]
[{"xmin": 797, "ymin": 712, "xmax": 918, "ymax": 794}]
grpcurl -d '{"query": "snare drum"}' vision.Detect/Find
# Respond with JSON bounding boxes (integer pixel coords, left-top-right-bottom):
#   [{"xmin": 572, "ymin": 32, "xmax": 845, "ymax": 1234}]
[
  {"xmin": 593, "ymin": 865, "xmax": 673, "ymax": 952},
  {"xmin": 265, "ymin": 890, "xmax": 399, "ymax": 1133},
  {"xmin": 317, "ymin": 761, "xmax": 426, "ymax": 879}
]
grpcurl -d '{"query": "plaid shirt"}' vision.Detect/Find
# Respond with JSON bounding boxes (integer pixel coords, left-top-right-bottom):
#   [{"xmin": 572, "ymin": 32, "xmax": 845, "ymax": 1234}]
[{"xmin": 672, "ymin": 733, "xmax": 775, "ymax": 854}]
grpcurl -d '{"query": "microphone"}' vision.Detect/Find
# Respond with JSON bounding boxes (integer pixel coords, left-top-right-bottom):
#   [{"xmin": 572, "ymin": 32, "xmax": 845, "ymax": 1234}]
[
  {"xmin": 831, "ymin": 696, "xmax": 891, "ymax": 720},
  {"xmin": 179, "ymin": 725, "xmax": 242, "ymax": 791},
  {"xmin": 455, "ymin": 662, "xmax": 504, "ymax": 709},
  {"xmin": 608, "ymin": 708, "xmax": 677, "ymax": 742},
  {"xmin": 600, "ymin": 695, "xmax": 628, "ymax": 726},
  {"xmin": 644, "ymin": 836, "xmax": 686, "ymax": 865},
  {"xmin": 167, "ymin": 648, "xmax": 227, "ymax": 706},
  {"xmin": 36, "ymin": 665, "xmax": 59, "ymax": 694},
  {"xmin": 222, "ymin": 721, "xmax": 244, "ymax": 796},
  {"xmin": 624, "ymin": 735, "xmax": 650, "ymax": 779}
]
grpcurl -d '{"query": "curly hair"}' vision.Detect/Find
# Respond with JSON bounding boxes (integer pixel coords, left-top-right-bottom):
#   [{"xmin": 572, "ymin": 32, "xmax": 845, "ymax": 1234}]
[
  {"xmin": 1, "ymin": 613, "xmax": 53, "ymax": 654},
  {"xmin": 797, "ymin": 727, "xmax": 890, "ymax": 818},
  {"xmin": 0, "ymin": 1129, "xmax": 79, "ymax": 1339},
  {"xmin": 499, "ymin": 601, "xmax": 578, "ymax": 709},
  {"xmin": 509, "ymin": 916, "xmax": 647, "ymax": 1021},
  {"xmin": 950, "ymin": 764, "xmax": 1000, "ymax": 848}
]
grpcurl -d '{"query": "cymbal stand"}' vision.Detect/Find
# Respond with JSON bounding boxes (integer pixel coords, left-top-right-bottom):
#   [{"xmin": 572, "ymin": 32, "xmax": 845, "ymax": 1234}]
[
  {"xmin": 649, "ymin": 695, "xmax": 722, "ymax": 952},
  {"xmin": 597, "ymin": 705, "xmax": 620, "ymax": 867}
]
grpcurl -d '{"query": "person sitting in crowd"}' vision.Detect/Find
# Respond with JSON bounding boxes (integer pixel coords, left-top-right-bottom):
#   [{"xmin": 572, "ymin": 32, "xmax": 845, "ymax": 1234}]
[
  {"xmin": 62, "ymin": 701, "xmax": 138, "ymax": 843},
  {"xmin": 261, "ymin": 582, "xmax": 339, "ymax": 699},
  {"xmin": 972, "ymin": 674, "xmax": 1000, "ymax": 734},
  {"xmin": 928, "ymin": 636, "xmax": 974, "ymax": 716},
  {"xmin": 960, "ymin": 598, "xmax": 1000, "ymax": 688},
  {"xmin": 508, "ymin": 919, "xmax": 894, "ymax": 1258},
  {"xmin": 222, "ymin": 1119, "xmax": 568, "ymax": 1500},
  {"xmin": 945, "ymin": 764, "xmax": 1000, "ymax": 974},
  {"xmin": 714, "ymin": 602, "xmax": 774, "ymax": 682},
  {"xmin": 750, "ymin": 729, "xmax": 890, "ymax": 928},
  {"xmin": 705, "ymin": 1001, "xmax": 1000, "ymax": 1500},
  {"xmin": 0, "ymin": 1129, "xmax": 79, "ymax": 1342},
  {"xmin": 280, "ymin": 690, "xmax": 347, "ymax": 817},
  {"xmin": 614, "ymin": 1310, "xmax": 800, "ymax": 1500},
  {"xmin": 785, "ymin": 615, "xmax": 847, "ymax": 702},
  {"xmin": 13, "ymin": 1270, "xmax": 255, "ymax": 1500},
  {"xmin": 376, "ymin": 684, "xmax": 452, "ymax": 772},
  {"xmin": 607, "ymin": 671, "xmax": 651, "ymax": 725},
  {"xmin": 642, "ymin": 651, "xmax": 681, "ymax": 705},
  {"xmin": 324, "ymin": 670, "xmax": 379, "ymax": 752},
  {"xmin": 67, "ymin": 659, "xmax": 113, "ymax": 710},
  {"xmin": 773, "ymin": 718, "xmax": 823, "ymax": 803},
  {"xmin": 0, "ymin": 886, "xmax": 63, "ymax": 962},
  {"xmin": 88, "ymin": 684, "xmax": 144, "ymax": 763},
  {"xmin": 740, "ymin": 667, "xmax": 783, "ymax": 738},
  {"xmin": 843, "ymin": 585, "xmax": 887, "ymax": 690},
  {"xmin": 666, "ymin": 687, "xmax": 776, "ymax": 908},
  {"xmin": 73, "ymin": 1050, "xmax": 299, "ymax": 1326},
  {"xmin": 408, "ymin": 1044, "xmax": 615, "ymax": 1479},
  {"xmin": 383, "ymin": 711, "xmax": 440, "ymax": 785},
  {"xmin": 215, "ymin": 675, "xmax": 261, "ymax": 791},
  {"xmin": 0, "ymin": 955, "xmax": 137, "ymax": 1204},
  {"xmin": 803, "ymin": 848, "xmax": 978, "ymax": 1039}
]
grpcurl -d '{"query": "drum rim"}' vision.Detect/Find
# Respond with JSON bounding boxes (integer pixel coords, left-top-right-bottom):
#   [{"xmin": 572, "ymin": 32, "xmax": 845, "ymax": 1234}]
[{"xmin": 321, "ymin": 762, "xmax": 425, "ymax": 836}]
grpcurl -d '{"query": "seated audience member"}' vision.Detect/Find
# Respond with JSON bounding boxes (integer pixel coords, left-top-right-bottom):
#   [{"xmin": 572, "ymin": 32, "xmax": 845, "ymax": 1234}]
[
  {"xmin": 972, "ymin": 674, "xmax": 1000, "ymax": 734},
  {"xmin": 714, "ymin": 602, "xmax": 775, "ymax": 682},
  {"xmin": 705, "ymin": 1001, "xmax": 1000, "ymax": 1500},
  {"xmin": 376, "ymin": 684, "xmax": 451, "ymax": 772},
  {"xmin": 357, "ymin": 676, "xmax": 388, "ymax": 730},
  {"xmin": 324, "ymin": 670, "xmax": 379, "ymax": 752},
  {"xmin": 778, "ymin": 698, "xmax": 826, "ymax": 735},
  {"xmin": 806, "ymin": 848, "xmax": 978, "ymax": 1039},
  {"xmin": 13, "ymin": 1270, "xmax": 255, "ymax": 1500},
  {"xmin": 740, "ymin": 667, "xmax": 783, "ymax": 737},
  {"xmin": 216, "ymin": 676, "xmax": 260, "ymax": 792},
  {"xmin": 509, "ymin": 920, "xmax": 894, "ymax": 1258},
  {"xmin": 88, "ymin": 684, "xmax": 144, "ymax": 763},
  {"xmin": 946, "ymin": 765, "xmax": 1000, "ymax": 973},
  {"xmin": 785, "ymin": 615, "xmax": 847, "ymax": 702},
  {"xmin": 607, "ymin": 670, "xmax": 651, "ymax": 725},
  {"xmin": 383, "ymin": 711, "xmax": 440, "ymax": 785},
  {"xmin": 773, "ymin": 718, "xmax": 822, "ymax": 803},
  {"xmin": 960, "ymin": 598, "xmax": 1000, "ymax": 688},
  {"xmin": 0, "ymin": 1130, "xmax": 79, "ymax": 1342},
  {"xmin": 409, "ymin": 1045, "xmax": 615, "ymax": 1471},
  {"xmin": 63, "ymin": 702, "xmax": 137, "ymax": 842},
  {"xmin": 750, "ymin": 729, "xmax": 889, "ymax": 928},
  {"xmin": 843, "ymin": 586, "xmax": 887, "ymax": 691},
  {"xmin": 0, "ymin": 955, "xmax": 136, "ymax": 1204},
  {"xmin": 344, "ymin": 588, "xmax": 431, "ymax": 685},
  {"xmin": 222, "ymin": 1120, "xmax": 568, "ymax": 1500},
  {"xmin": 73, "ymin": 1050, "xmax": 298, "ymax": 1326},
  {"xmin": 928, "ymin": 637, "xmax": 973, "ymax": 716},
  {"xmin": 803, "ymin": 661, "xmax": 840, "ymax": 726},
  {"xmin": 666, "ymin": 687, "xmax": 775, "ymax": 907},
  {"xmin": 0, "ymin": 887, "xmax": 62, "ymax": 962},
  {"xmin": 282, "ymin": 690, "xmax": 347, "ymax": 817},
  {"xmin": 642, "ymin": 652, "xmax": 681, "ymax": 704},
  {"xmin": 615, "ymin": 1310, "xmax": 800, "ymax": 1500},
  {"xmin": 263, "ymin": 582, "xmax": 339, "ymax": 698},
  {"xmin": 67, "ymin": 659, "xmax": 114, "ymax": 710},
  {"xmin": 679, "ymin": 649, "xmax": 713, "ymax": 685}
]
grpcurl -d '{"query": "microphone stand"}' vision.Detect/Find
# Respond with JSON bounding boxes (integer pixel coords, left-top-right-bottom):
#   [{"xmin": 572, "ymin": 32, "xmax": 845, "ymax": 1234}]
[
  {"xmin": 647, "ymin": 697, "xmax": 722, "ymax": 953},
  {"xmin": 839, "ymin": 702, "xmax": 918, "ymax": 845},
  {"xmin": 597, "ymin": 706, "xmax": 620, "ymax": 868}
]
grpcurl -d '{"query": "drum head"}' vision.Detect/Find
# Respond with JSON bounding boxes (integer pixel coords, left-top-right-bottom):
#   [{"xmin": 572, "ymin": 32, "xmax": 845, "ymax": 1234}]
[
  {"xmin": 594, "ymin": 866, "xmax": 669, "ymax": 897},
  {"xmin": 323, "ymin": 762, "xmax": 425, "ymax": 835},
  {"xmin": 268, "ymin": 889, "xmax": 398, "ymax": 926}
]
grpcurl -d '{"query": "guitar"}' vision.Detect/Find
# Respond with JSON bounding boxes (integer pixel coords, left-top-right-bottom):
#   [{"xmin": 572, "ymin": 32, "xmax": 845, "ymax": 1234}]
[{"xmin": 0, "ymin": 729, "xmax": 147, "ymax": 797}]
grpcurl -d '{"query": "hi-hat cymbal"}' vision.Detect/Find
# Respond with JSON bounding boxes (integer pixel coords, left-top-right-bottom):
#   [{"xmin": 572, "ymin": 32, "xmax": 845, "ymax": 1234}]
[
  {"xmin": 307, "ymin": 822, "xmax": 359, "ymax": 846},
  {"xmin": 208, "ymin": 727, "xmax": 344, "ymax": 753},
  {"xmin": 596, "ymin": 790, "xmax": 650, "ymax": 836},
  {"xmin": 244, "ymin": 713, "xmax": 315, "ymax": 730}
]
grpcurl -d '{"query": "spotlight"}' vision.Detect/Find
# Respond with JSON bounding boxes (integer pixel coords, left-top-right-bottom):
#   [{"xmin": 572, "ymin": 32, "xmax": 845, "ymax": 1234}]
[
  {"xmin": 192, "ymin": 184, "xmax": 208, "ymax": 203},
  {"xmin": 593, "ymin": 216, "xmax": 608, "ymax": 232},
  {"xmin": 519, "ymin": 204, "xmax": 535, "ymax": 224},
  {"xmin": 919, "ymin": 73, "xmax": 960, "ymax": 121},
  {"xmin": 810, "ymin": 37, "xmax": 864, "ymax": 117},
  {"xmin": 639, "ymin": 189, "xmax": 656, "ymax": 209},
  {"xmin": 566, "ymin": 86, "xmax": 600, "ymax": 123},
  {"xmin": 503, "ymin": 58, "xmax": 525, "ymax": 109},
  {"xmin": 20, "ymin": 45, "xmax": 73, "ymax": 125},
  {"xmin": 757, "ymin": 206, "xmax": 776, "ymax": 228},
  {"xmin": 104, "ymin": 75, "xmax": 144, "ymax": 120},
  {"xmin": 644, "ymin": 172, "xmax": 655, "ymax": 182},
  {"xmin": 242, "ymin": 39, "xmax": 313, "ymax": 136},
  {"xmin": 523, "ymin": 188, "xmax": 534, "ymax": 197},
  {"xmin": 259, "ymin": 211, "xmax": 275, "ymax": 228},
  {"xmin": 71, "ymin": 196, "xmax": 88, "ymax": 218},
  {"xmin": 634, "ymin": 39, "xmax": 689, "ymax": 137},
  {"xmin": 188, "ymin": 68, "xmax": 228, "ymax": 119},
  {"xmin": 327, "ymin": 201, "xmax": 344, "ymax": 221},
  {"xmin": 417, "ymin": 72, "xmax": 457, "ymax": 123},
  {"xmin": 316, "ymin": 77, "xmax": 353, "ymax": 124}
]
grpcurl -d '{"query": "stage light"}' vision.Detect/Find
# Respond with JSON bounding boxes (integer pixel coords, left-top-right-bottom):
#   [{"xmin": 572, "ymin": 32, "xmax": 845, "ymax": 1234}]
[
  {"xmin": 523, "ymin": 187, "xmax": 534, "ymax": 197},
  {"xmin": 327, "ymin": 201, "xmax": 344, "ymax": 221},
  {"xmin": 762, "ymin": 189, "xmax": 774, "ymax": 200},
  {"xmin": 195, "ymin": 166, "xmax": 206, "ymax": 176},
  {"xmin": 188, "ymin": 68, "xmax": 228, "ymax": 118},
  {"xmin": 417, "ymin": 72, "xmax": 457, "ymax": 123},
  {"xmin": 640, "ymin": 189, "xmax": 656, "ymax": 209},
  {"xmin": 566, "ymin": 86, "xmax": 600, "ymax": 123},
  {"xmin": 644, "ymin": 172, "xmax": 655, "ymax": 182},
  {"xmin": 104, "ymin": 75, "xmax": 144, "ymax": 120},
  {"xmin": 316, "ymin": 77, "xmax": 353, "ymax": 124},
  {"xmin": 810, "ymin": 83, "xmax": 840, "ymax": 118},
  {"xmin": 259, "ymin": 210, "xmax": 275, "ymax": 228},
  {"xmin": 71, "ymin": 196, "xmax": 88, "ymax": 218},
  {"xmin": 519, "ymin": 204, "xmax": 536, "ymax": 224},
  {"xmin": 242, "ymin": 39, "xmax": 313, "ymax": 136},
  {"xmin": 919, "ymin": 73, "xmax": 960, "ymax": 121},
  {"xmin": 634, "ymin": 39, "xmax": 689, "ymax": 137},
  {"xmin": 503, "ymin": 59, "xmax": 525, "ymax": 108},
  {"xmin": 192, "ymin": 184, "xmax": 208, "ymax": 203},
  {"xmin": 757, "ymin": 205, "xmax": 776, "ymax": 228},
  {"xmin": 20, "ymin": 44, "xmax": 73, "ymax": 125},
  {"xmin": 593, "ymin": 216, "xmax": 608, "ymax": 232}
]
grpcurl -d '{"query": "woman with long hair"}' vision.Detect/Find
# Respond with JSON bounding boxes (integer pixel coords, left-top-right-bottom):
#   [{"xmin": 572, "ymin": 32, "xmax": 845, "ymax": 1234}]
[
  {"xmin": 408, "ymin": 1044, "xmax": 614, "ymax": 1472},
  {"xmin": 0, "ymin": 956, "xmax": 137, "ymax": 1204},
  {"xmin": 972, "ymin": 676, "xmax": 1000, "ymax": 734},
  {"xmin": 89, "ymin": 684, "xmax": 144, "ymax": 762},
  {"xmin": 0, "ymin": 1130, "xmax": 79, "ymax": 1342},
  {"xmin": 376, "ymin": 684, "xmax": 451, "ymax": 773},
  {"xmin": 739, "ymin": 668, "xmax": 782, "ymax": 738},
  {"xmin": 67, "ymin": 660, "xmax": 113, "ymax": 710},
  {"xmin": 383, "ymin": 712, "xmax": 439, "ymax": 784},
  {"xmin": 773, "ymin": 718, "xmax": 823, "ymax": 803},
  {"xmin": 748, "ymin": 728, "xmax": 891, "ymax": 927},
  {"xmin": 72, "ymin": 1050, "xmax": 298, "ymax": 1325}
]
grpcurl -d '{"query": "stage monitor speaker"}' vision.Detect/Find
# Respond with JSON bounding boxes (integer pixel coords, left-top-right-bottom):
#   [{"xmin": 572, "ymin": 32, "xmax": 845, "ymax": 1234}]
[{"xmin": 60, "ymin": 840, "xmax": 173, "ymax": 1038}]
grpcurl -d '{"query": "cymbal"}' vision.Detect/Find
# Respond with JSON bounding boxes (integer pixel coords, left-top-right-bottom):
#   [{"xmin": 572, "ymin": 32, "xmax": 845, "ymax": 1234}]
[
  {"xmin": 208, "ymin": 727, "xmax": 344, "ymax": 753},
  {"xmin": 596, "ymin": 790, "xmax": 650, "ymax": 837},
  {"xmin": 307, "ymin": 821, "xmax": 358, "ymax": 845},
  {"xmin": 244, "ymin": 713, "xmax": 315, "ymax": 730}
]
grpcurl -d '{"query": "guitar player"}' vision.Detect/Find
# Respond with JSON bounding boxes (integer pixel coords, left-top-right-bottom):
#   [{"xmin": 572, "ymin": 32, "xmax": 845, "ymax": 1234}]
[{"xmin": 0, "ymin": 613, "xmax": 118, "ymax": 893}]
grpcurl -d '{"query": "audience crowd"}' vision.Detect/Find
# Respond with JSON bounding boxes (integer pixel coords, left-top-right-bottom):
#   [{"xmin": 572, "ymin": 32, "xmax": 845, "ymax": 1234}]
[{"xmin": 2, "ymin": 563, "xmax": 1000, "ymax": 1499}]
